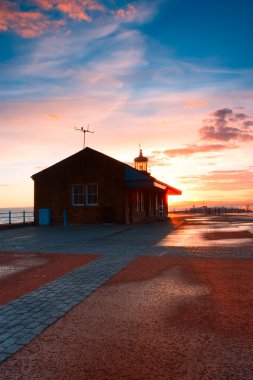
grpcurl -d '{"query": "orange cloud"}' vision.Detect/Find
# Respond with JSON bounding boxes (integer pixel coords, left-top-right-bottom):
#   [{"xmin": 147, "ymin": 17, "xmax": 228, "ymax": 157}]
[
  {"xmin": 152, "ymin": 143, "xmax": 238, "ymax": 158},
  {"xmin": 34, "ymin": 0, "xmax": 52, "ymax": 10},
  {"xmin": 185, "ymin": 100, "xmax": 207, "ymax": 108},
  {"xmin": 115, "ymin": 4, "xmax": 138, "ymax": 21},
  {"xmin": 0, "ymin": 1, "xmax": 65, "ymax": 37},
  {"xmin": 0, "ymin": 0, "xmax": 106, "ymax": 38},
  {"xmin": 35, "ymin": 0, "xmax": 105, "ymax": 21},
  {"xmin": 178, "ymin": 169, "xmax": 253, "ymax": 191},
  {"xmin": 48, "ymin": 113, "xmax": 62, "ymax": 119}
]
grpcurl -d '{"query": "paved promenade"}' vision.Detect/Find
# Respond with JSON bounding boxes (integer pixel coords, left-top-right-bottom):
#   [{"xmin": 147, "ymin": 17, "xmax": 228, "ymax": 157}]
[
  {"xmin": 0, "ymin": 254, "xmax": 135, "ymax": 363},
  {"xmin": 0, "ymin": 214, "xmax": 253, "ymax": 379},
  {"xmin": 0, "ymin": 215, "xmax": 252, "ymax": 257}
]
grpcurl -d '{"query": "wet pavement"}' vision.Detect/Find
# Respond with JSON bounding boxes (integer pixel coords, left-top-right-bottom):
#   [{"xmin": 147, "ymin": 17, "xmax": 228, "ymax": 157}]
[
  {"xmin": 0, "ymin": 214, "xmax": 253, "ymax": 378},
  {"xmin": 0, "ymin": 214, "xmax": 252, "ymax": 257},
  {"xmin": 159, "ymin": 214, "xmax": 253, "ymax": 247}
]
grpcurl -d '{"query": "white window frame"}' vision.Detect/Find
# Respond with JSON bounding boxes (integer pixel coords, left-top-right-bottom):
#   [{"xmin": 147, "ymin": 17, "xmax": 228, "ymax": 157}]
[
  {"xmin": 86, "ymin": 183, "xmax": 98, "ymax": 206},
  {"xmin": 72, "ymin": 184, "xmax": 85, "ymax": 206}
]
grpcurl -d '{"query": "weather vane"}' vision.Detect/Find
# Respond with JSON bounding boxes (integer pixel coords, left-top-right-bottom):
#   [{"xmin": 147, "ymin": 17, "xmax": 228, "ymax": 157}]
[{"xmin": 74, "ymin": 125, "xmax": 94, "ymax": 149}]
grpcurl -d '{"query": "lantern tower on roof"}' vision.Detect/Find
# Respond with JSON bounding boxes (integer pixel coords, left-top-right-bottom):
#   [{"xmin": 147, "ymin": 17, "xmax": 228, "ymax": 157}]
[{"xmin": 134, "ymin": 148, "xmax": 148, "ymax": 173}]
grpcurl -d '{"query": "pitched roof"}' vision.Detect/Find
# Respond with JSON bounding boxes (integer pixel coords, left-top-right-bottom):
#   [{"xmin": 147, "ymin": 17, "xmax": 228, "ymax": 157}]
[
  {"xmin": 31, "ymin": 147, "xmax": 181, "ymax": 195},
  {"xmin": 31, "ymin": 147, "xmax": 124, "ymax": 179}
]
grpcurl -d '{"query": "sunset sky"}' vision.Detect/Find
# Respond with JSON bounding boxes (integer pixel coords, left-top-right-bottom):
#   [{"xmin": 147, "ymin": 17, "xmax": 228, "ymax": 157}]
[{"xmin": 1, "ymin": 0, "xmax": 253, "ymax": 208}]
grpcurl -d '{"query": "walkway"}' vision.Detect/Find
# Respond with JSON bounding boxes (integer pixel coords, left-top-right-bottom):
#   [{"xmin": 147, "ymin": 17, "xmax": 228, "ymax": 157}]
[
  {"xmin": 0, "ymin": 215, "xmax": 252, "ymax": 257},
  {"xmin": 0, "ymin": 214, "xmax": 253, "ymax": 375},
  {"xmin": 0, "ymin": 254, "xmax": 135, "ymax": 363}
]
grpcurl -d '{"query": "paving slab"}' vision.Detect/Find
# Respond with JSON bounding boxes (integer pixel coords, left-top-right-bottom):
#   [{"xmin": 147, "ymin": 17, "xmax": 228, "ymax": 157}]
[
  {"xmin": 0, "ymin": 254, "xmax": 135, "ymax": 363},
  {"xmin": 0, "ymin": 214, "xmax": 253, "ymax": 376},
  {"xmin": 0, "ymin": 215, "xmax": 252, "ymax": 257},
  {"xmin": 1, "ymin": 256, "xmax": 252, "ymax": 379}
]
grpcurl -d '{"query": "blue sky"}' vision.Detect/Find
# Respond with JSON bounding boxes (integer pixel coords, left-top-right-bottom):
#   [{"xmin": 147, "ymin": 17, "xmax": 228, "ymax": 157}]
[
  {"xmin": 0, "ymin": 0, "xmax": 253, "ymax": 207},
  {"xmin": 143, "ymin": 0, "xmax": 253, "ymax": 69}
]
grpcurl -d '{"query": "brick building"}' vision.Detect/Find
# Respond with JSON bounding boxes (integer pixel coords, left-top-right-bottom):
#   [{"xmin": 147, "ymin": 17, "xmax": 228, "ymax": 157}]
[{"xmin": 31, "ymin": 147, "xmax": 181, "ymax": 225}]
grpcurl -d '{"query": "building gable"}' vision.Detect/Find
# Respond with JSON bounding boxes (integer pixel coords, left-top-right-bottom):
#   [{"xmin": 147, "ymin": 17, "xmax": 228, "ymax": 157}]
[
  {"xmin": 32, "ymin": 147, "xmax": 182, "ymax": 225},
  {"xmin": 31, "ymin": 148, "xmax": 126, "ymax": 181}
]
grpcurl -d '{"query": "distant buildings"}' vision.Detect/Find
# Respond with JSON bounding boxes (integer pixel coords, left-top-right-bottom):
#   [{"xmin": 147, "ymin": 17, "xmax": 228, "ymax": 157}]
[
  {"xmin": 188, "ymin": 205, "xmax": 252, "ymax": 214},
  {"xmin": 32, "ymin": 148, "xmax": 181, "ymax": 225}
]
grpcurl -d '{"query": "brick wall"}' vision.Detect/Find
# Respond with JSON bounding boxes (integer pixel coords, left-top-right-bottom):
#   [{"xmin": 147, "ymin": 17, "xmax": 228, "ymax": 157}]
[{"xmin": 33, "ymin": 149, "xmax": 126, "ymax": 225}]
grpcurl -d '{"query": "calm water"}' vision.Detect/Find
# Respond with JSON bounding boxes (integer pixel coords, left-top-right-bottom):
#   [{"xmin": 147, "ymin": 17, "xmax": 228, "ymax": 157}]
[{"xmin": 0, "ymin": 207, "xmax": 34, "ymax": 225}]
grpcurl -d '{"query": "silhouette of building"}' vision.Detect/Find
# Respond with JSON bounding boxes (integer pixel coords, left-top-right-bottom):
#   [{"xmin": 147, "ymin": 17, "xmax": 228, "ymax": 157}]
[{"xmin": 32, "ymin": 147, "xmax": 181, "ymax": 225}]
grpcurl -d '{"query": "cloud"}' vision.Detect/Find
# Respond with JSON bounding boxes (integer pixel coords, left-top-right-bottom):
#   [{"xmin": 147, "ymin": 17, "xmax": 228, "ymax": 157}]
[
  {"xmin": 0, "ymin": 1, "xmax": 65, "ymax": 37},
  {"xmin": 115, "ymin": 4, "xmax": 138, "ymax": 21},
  {"xmin": 48, "ymin": 113, "xmax": 61, "ymax": 119},
  {"xmin": 149, "ymin": 106, "xmax": 252, "ymax": 165},
  {"xmin": 35, "ymin": 166, "xmax": 48, "ymax": 170},
  {"xmin": 178, "ymin": 169, "xmax": 253, "ymax": 191},
  {"xmin": 243, "ymin": 120, "xmax": 253, "ymax": 128},
  {"xmin": 35, "ymin": 0, "xmax": 105, "ymax": 21},
  {"xmin": 185, "ymin": 100, "xmax": 207, "ymax": 108},
  {"xmin": 0, "ymin": 1, "xmax": 156, "ymax": 38},
  {"xmin": 147, "ymin": 157, "xmax": 171, "ymax": 167},
  {"xmin": 152, "ymin": 143, "xmax": 238, "ymax": 158},
  {"xmin": 0, "ymin": 20, "xmax": 140, "ymax": 100},
  {"xmin": 75, "ymin": 44, "xmax": 146, "ymax": 90},
  {"xmin": 114, "ymin": 2, "xmax": 155, "ymax": 23},
  {"xmin": 199, "ymin": 108, "xmax": 253, "ymax": 142},
  {"xmin": 0, "ymin": 0, "xmax": 106, "ymax": 37}
]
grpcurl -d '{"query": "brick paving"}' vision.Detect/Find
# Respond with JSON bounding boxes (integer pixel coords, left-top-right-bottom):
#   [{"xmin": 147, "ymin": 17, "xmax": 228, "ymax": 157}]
[
  {"xmin": 0, "ymin": 214, "xmax": 253, "ymax": 365},
  {"xmin": 0, "ymin": 223, "xmax": 177, "ymax": 255},
  {"xmin": 0, "ymin": 254, "xmax": 135, "ymax": 363},
  {"xmin": 0, "ymin": 218, "xmax": 252, "ymax": 258}
]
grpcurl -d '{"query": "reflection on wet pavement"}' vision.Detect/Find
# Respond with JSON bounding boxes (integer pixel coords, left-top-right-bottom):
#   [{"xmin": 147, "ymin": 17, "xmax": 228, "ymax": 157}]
[
  {"xmin": 0, "ymin": 256, "xmax": 48, "ymax": 279},
  {"xmin": 158, "ymin": 216, "xmax": 253, "ymax": 247}
]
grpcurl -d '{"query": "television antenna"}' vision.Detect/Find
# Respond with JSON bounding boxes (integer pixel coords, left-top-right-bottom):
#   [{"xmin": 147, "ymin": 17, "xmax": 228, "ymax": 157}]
[{"xmin": 74, "ymin": 125, "xmax": 94, "ymax": 149}]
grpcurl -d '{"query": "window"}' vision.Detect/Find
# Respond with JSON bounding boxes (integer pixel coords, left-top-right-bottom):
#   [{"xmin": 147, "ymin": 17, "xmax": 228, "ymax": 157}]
[
  {"xmin": 155, "ymin": 194, "xmax": 158, "ymax": 212},
  {"xmin": 136, "ymin": 190, "xmax": 140, "ymax": 211},
  {"xmin": 86, "ymin": 183, "xmax": 98, "ymax": 206},
  {"xmin": 72, "ymin": 183, "xmax": 98, "ymax": 206},
  {"xmin": 72, "ymin": 184, "xmax": 85, "ymax": 206},
  {"xmin": 137, "ymin": 190, "xmax": 144, "ymax": 211},
  {"xmin": 140, "ymin": 191, "xmax": 144, "ymax": 211},
  {"xmin": 149, "ymin": 194, "xmax": 152, "ymax": 212}
]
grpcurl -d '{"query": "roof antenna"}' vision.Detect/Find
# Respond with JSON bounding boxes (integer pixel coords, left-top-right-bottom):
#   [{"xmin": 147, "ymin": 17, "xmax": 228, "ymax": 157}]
[
  {"xmin": 74, "ymin": 125, "xmax": 94, "ymax": 149},
  {"xmin": 138, "ymin": 143, "xmax": 142, "ymax": 156}
]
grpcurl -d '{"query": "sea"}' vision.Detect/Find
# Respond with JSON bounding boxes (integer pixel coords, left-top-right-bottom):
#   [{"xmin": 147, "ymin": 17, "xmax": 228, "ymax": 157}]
[{"xmin": 0, "ymin": 207, "xmax": 34, "ymax": 225}]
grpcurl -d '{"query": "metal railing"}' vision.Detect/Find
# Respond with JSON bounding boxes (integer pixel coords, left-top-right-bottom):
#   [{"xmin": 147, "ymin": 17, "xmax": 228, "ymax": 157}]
[{"xmin": 0, "ymin": 210, "xmax": 34, "ymax": 225}]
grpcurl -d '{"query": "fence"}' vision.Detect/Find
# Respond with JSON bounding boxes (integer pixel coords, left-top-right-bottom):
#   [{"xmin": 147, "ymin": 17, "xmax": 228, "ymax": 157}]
[{"xmin": 0, "ymin": 210, "xmax": 34, "ymax": 225}]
